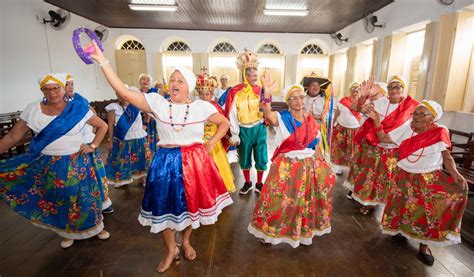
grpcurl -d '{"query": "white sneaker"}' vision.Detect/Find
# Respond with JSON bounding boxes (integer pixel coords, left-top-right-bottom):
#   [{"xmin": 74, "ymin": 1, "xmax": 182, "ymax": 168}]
[
  {"xmin": 97, "ymin": 230, "xmax": 110, "ymax": 240},
  {"xmin": 61, "ymin": 239, "xmax": 74, "ymax": 249}
]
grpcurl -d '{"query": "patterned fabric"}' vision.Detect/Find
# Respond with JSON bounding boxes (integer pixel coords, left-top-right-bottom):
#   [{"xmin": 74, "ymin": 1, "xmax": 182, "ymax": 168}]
[
  {"xmin": 331, "ymin": 124, "xmax": 358, "ymax": 169},
  {"xmin": 146, "ymin": 118, "xmax": 159, "ymax": 157},
  {"xmin": 343, "ymin": 140, "xmax": 371, "ymax": 191},
  {"xmin": 139, "ymin": 144, "xmax": 233, "ymax": 233},
  {"xmin": 348, "ymin": 142, "xmax": 398, "ymax": 206},
  {"xmin": 106, "ymin": 137, "xmax": 150, "ymax": 187},
  {"xmin": 248, "ymin": 151, "xmax": 335, "ymax": 248},
  {"xmin": 0, "ymin": 153, "xmax": 104, "ymax": 239},
  {"xmin": 381, "ymin": 169, "xmax": 468, "ymax": 246},
  {"xmin": 238, "ymin": 123, "xmax": 268, "ymax": 170},
  {"xmin": 89, "ymin": 150, "xmax": 112, "ymax": 209}
]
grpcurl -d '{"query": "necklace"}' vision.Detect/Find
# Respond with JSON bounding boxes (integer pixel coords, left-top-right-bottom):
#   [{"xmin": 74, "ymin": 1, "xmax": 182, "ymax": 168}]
[
  {"xmin": 406, "ymin": 131, "xmax": 425, "ymax": 163},
  {"xmin": 168, "ymin": 99, "xmax": 190, "ymax": 132},
  {"xmin": 292, "ymin": 115, "xmax": 310, "ymax": 147}
]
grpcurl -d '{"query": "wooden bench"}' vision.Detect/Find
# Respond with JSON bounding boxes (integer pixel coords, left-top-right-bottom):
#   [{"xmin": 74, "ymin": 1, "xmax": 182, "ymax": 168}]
[
  {"xmin": 0, "ymin": 111, "xmax": 33, "ymax": 158},
  {"xmin": 449, "ymin": 129, "xmax": 473, "ymax": 164},
  {"xmin": 90, "ymin": 99, "xmax": 117, "ymax": 124}
]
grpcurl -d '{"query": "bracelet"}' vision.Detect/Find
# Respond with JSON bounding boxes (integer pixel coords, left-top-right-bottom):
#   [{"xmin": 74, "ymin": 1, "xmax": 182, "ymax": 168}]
[
  {"xmin": 89, "ymin": 143, "xmax": 97, "ymax": 149},
  {"xmin": 99, "ymin": 59, "xmax": 109, "ymax": 67},
  {"xmin": 260, "ymin": 95, "xmax": 272, "ymax": 103},
  {"xmin": 374, "ymin": 125, "xmax": 383, "ymax": 132}
]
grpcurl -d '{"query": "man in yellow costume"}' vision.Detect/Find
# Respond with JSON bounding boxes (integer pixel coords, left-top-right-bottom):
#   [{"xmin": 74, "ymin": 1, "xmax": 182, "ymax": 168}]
[{"xmin": 224, "ymin": 49, "xmax": 268, "ymax": 195}]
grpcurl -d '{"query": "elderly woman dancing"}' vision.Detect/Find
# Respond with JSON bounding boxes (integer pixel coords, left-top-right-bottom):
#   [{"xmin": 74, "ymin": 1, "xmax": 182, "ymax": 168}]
[
  {"xmin": 368, "ymin": 100, "xmax": 468, "ymax": 265},
  {"xmin": 248, "ymin": 76, "xmax": 335, "ymax": 248},
  {"xmin": 0, "ymin": 73, "xmax": 110, "ymax": 249},
  {"xmin": 89, "ymin": 42, "xmax": 232, "ymax": 273}
]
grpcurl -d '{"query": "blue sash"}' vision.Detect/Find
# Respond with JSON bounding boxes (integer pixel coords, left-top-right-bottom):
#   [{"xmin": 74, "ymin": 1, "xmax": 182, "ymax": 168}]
[
  {"xmin": 218, "ymin": 87, "xmax": 231, "ymax": 107},
  {"xmin": 0, "ymin": 94, "xmax": 90, "ymax": 171},
  {"xmin": 147, "ymin": 88, "xmax": 158, "ymax": 94},
  {"xmin": 279, "ymin": 110, "xmax": 318, "ymax": 150},
  {"xmin": 114, "ymin": 104, "xmax": 140, "ymax": 140}
]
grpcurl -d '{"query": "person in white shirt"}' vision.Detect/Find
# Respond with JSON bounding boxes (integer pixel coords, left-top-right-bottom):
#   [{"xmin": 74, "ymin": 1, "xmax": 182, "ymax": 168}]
[
  {"xmin": 90, "ymin": 42, "xmax": 232, "ymax": 274},
  {"xmin": 65, "ymin": 74, "xmax": 114, "ymax": 214},
  {"xmin": 368, "ymin": 100, "xmax": 468, "ymax": 266},
  {"xmin": 0, "ymin": 73, "xmax": 110, "ymax": 249}
]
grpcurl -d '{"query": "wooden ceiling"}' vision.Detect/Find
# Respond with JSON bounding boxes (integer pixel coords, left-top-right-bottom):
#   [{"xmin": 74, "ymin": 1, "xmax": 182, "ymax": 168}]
[{"xmin": 45, "ymin": 0, "xmax": 394, "ymax": 34}]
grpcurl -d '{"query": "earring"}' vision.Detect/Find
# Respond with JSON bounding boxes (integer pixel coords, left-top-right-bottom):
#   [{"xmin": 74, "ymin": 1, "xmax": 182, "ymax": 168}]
[
  {"xmin": 42, "ymin": 97, "xmax": 48, "ymax": 105},
  {"xmin": 63, "ymin": 95, "xmax": 71, "ymax": 103}
]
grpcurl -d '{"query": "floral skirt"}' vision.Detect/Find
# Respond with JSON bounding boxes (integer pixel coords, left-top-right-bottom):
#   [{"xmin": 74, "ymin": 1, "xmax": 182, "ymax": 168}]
[
  {"xmin": 381, "ymin": 169, "xmax": 468, "ymax": 246},
  {"xmin": 349, "ymin": 143, "xmax": 398, "ymax": 206},
  {"xmin": 343, "ymin": 141, "xmax": 371, "ymax": 191},
  {"xmin": 147, "ymin": 120, "xmax": 159, "ymax": 158},
  {"xmin": 248, "ymin": 151, "xmax": 335, "ymax": 248},
  {"xmin": 90, "ymin": 149, "xmax": 112, "ymax": 209},
  {"xmin": 0, "ymin": 152, "xmax": 104, "ymax": 239},
  {"xmin": 106, "ymin": 137, "xmax": 150, "ymax": 187},
  {"xmin": 331, "ymin": 124, "xmax": 358, "ymax": 172},
  {"xmin": 138, "ymin": 144, "xmax": 233, "ymax": 233}
]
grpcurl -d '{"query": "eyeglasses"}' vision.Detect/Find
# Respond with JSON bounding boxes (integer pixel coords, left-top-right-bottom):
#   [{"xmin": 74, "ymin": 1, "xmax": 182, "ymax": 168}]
[
  {"xmin": 411, "ymin": 112, "xmax": 433, "ymax": 118},
  {"xmin": 287, "ymin": 95, "xmax": 306, "ymax": 101},
  {"xmin": 387, "ymin": 85, "xmax": 403, "ymax": 90},
  {"xmin": 41, "ymin": 86, "xmax": 62, "ymax": 94}
]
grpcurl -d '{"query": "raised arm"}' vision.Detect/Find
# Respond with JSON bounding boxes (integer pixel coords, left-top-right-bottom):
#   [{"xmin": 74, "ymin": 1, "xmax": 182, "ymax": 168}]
[
  {"xmin": 367, "ymin": 105, "xmax": 394, "ymax": 144},
  {"xmin": 260, "ymin": 70, "xmax": 278, "ymax": 127},
  {"xmin": 0, "ymin": 120, "xmax": 30, "ymax": 154},
  {"xmin": 89, "ymin": 41, "xmax": 151, "ymax": 113}
]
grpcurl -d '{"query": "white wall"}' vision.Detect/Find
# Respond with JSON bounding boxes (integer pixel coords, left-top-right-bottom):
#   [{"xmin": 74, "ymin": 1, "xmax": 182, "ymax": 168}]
[
  {"xmin": 330, "ymin": 0, "xmax": 474, "ymax": 132},
  {"xmin": 0, "ymin": 0, "xmax": 332, "ymax": 113},
  {"xmin": 331, "ymin": 0, "xmax": 474, "ymax": 53}
]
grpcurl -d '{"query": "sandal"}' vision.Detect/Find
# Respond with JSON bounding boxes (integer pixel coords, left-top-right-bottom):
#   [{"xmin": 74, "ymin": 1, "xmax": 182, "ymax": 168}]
[
  {"xmin": 157, "ymin": 246, "xmax": 180, "ymax": 273},
  {"xmin": 182, "ymin": 243, "xmax": 197, "ymax": 261}
]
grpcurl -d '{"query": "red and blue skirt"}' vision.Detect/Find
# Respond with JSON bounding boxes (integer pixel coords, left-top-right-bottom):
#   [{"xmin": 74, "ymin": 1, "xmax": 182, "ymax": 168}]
[{"xmin": 138, "ymin": 143, "xmax": 233, "ymax": 233}]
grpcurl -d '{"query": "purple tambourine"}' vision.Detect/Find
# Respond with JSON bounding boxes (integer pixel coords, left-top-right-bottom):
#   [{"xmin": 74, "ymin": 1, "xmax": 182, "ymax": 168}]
[{"xmin": 72, "ymin": 27, "xmax": 104, "ymax": 65}]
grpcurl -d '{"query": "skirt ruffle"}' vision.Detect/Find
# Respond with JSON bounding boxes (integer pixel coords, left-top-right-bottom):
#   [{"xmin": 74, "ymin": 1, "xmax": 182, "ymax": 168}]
[
  {"xmin": 106, "ymin": 137, "xmax": 149, "ymax": 187},
  {"xmin": 380, "ymin": 169, "xmax": 468, "ymax": 247},
  {"xmin": 248, "ymin": 152, "xmax": 335, "ymax": 248},
  {"xmin": 348, "ymin": 142, "xmax": 398, "ymax": 206},
  {"xmin": 138, "ymin": 144, "xmax": 232, "ymax": 233},
  {"xmin": 0, "ymin": 152, "xmax": 104, "ymax": 239}
]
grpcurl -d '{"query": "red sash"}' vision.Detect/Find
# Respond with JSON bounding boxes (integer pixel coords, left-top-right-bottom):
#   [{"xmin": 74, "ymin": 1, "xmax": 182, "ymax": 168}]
[
  {"xmin": 398, "ymin": 126, "xmax": 451, "ymax": 160},
  {"xmin": 223, "ymin": 83, "xmax": 262, "ymax": 119},
  {"xmin": 209, "ymin": 100, "xmax": 231, "ymax": 151},
  {"xmin": 355, "ymin": 95, "xmax": 419, "ymax": 146},
  {"xmin": 223, "ymin": 83, "xmax": 262, "ymax": 151},
  {"xmin": 271, "ymin": 114, "xmax": 319, "ymax": 161},
  {"xmin": 339, "ymin": 96, "xmax": 362, "ymax": 121}
]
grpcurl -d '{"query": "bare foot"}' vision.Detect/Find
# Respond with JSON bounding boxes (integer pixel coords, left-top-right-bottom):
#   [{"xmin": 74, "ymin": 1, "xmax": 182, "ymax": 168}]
[
  {"xmin": 182, "ymin": 241, "xmax": 197, "ymax": 261},
  {"xmin": 157, "ymin": 246, "xmax": 180, "ymax": 273}
]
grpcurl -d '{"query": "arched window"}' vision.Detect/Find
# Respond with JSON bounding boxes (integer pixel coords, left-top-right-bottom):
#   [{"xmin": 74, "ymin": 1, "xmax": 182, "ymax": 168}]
[
  {"xmin": 166, "ymin": 41, "xmax": 191, "ymax": 52},
  {"xmin": 257, "ymin": 43, "xmax": 281, "ymax": 54},
  {"xmin": 120, "ymin": 40, "xmax": 145, "ymax": 50},
  {"xmin": 300, "ymin": 44, "xmax": 324, "ymax": 54},
  {"xmin": 212, "ymin": 42, "xmax": 237, "ymax": 53}
]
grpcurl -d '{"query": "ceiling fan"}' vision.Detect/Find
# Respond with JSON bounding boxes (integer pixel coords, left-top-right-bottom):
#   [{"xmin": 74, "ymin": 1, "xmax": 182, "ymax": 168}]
[
  {"xmin": 330, "ymin": 33, "xmax": 348, "ymax": 46},
  {"xmin": 363, "ymin": 13, "xmax": 385, "ymax": 33},
  {"xmin": 43, "ymin": 9, "xmax": 71, "ymax": 30},
  {"xmin": 94, "ymin": 25, "xmax": 109, "ymax": 42}
]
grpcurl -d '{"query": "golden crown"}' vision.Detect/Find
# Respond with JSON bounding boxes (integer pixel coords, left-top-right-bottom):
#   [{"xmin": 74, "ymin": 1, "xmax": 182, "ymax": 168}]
[
  {"xmin": 195, "ymin": 67, "xmax": 218, "ymax": 92},
  {"xmin": 236, "ymin": 48, "xmax": 259, "ymax": 71}
]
